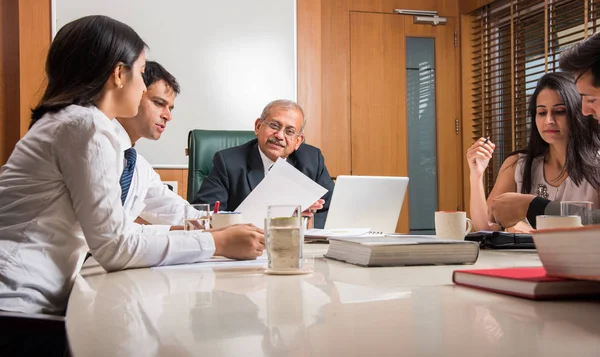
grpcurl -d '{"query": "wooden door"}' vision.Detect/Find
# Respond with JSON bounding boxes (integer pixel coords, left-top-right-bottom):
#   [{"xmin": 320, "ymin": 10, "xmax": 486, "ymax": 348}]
[{"xmin": 350, "ymin": 12, "xmax": 460, "ymax": 233}]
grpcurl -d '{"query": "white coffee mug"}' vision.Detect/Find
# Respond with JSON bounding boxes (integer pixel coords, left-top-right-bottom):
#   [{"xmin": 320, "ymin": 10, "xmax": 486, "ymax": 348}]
[
  {"xmin": 211, "ymin": 212, "xmax": 244, "ymax": 229},
  {"xmin": 536, "ymin": 215, "xmax": 582, "ymax": 230},
  {"xmin": 435, "ymin": 211, "xmax": 473, "ymax": 240}
]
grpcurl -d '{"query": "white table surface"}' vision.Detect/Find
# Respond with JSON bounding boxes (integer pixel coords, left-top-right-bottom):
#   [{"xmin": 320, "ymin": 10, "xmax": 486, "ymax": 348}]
[{"xmin": 66, "ymin": 245, "xmax": 600, "ymax": 357}]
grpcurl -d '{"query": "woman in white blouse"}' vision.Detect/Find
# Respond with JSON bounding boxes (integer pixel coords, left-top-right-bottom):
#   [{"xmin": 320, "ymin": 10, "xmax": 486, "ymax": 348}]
[
  {"xmin": 466, "ymin": 72, "xmax": 600, "ymax": 232},
  {"xmin": 0, "ymin": 15, "xmax": 264, "ymax": 316}
]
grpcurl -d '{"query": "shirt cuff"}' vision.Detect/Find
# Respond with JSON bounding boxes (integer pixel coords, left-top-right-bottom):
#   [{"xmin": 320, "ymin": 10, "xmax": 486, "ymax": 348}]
[
  {"xmin": 140, "ymin": 224, "xmax": 172, "ymax": 234},
  {"xmin": 189, "ymin": 231, "xmax": 216, "ymax": 261},
  {"xmin": 527, "ymin": 197, "xmax": 552, "ymax": 228}
]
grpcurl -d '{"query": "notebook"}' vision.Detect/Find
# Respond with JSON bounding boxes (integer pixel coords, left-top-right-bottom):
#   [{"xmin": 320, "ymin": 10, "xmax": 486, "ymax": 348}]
[
  {"xmin": 453, "ymin": 267, "xmax": 600, "ymax": 300},
  {"xmin": 324, "ymin": 176, "xmax": 409, "ymax": 233},
  {"xmin": 324, "ymin": 236, "xmax": 479, "ymax": 267}
]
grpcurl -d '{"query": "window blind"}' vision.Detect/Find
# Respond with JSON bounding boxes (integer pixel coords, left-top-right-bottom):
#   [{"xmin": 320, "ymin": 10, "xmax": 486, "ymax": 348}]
[{"xmin": 470, "ymin": 0, "xmax": 600, "ymax": 194}]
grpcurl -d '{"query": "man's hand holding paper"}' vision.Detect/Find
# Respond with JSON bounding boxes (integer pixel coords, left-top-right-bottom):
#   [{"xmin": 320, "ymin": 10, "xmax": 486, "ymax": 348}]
[{"xmin": 236, "ymin": 158, "xmax": 329, "ymax": 227}]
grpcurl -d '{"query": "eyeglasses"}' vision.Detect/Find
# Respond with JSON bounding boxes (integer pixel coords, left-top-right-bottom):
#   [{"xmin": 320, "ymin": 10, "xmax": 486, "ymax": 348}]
[{"xmin": 263, "ymin": 120, "xmax": 301, "ymax": 139}]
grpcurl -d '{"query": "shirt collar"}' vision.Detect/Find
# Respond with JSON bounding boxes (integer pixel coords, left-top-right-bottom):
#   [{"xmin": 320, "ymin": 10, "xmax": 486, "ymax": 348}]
[
  {"xmin": 112, "ymin": 119, "xmax": 133, "ymax": 151},
  {"xmin": 258, "ymin": 145, "xmax": 286, "ymax": 174}
]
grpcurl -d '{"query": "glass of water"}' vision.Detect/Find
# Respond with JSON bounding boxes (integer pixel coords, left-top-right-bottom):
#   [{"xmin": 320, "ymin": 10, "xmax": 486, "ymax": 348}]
[
  {"xmin": 265, "ymin": 205, "xmax": 303, "ymax": 272},
  {"xmin": 560, "ymin": 201, "xmax": 593, "ymax": 225},
  {"xmin": 184, "ymin": 204, "xmax": 211, "ymax": 231}
]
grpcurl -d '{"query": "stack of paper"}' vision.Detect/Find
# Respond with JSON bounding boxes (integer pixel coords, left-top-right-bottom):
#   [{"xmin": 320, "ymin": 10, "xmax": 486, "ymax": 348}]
[
  {"xmin": 304, "ymin": 228, "xmax": 385, "ymax": 241},
  {"xmin": 324, "ymin": 236, "xmax": 480, "ymax": 267}
]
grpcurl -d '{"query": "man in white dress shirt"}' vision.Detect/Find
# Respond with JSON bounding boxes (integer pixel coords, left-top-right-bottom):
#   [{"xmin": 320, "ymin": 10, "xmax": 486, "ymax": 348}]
[{"xmin": 114, "ymin": 61, "xmax": 195, "ymax": 231}]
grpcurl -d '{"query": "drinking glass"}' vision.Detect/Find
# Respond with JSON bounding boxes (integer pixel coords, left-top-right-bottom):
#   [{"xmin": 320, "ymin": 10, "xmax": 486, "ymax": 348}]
[
  {"xmin": 265, "ymin": 205, "xmax": 303, "ymax": 272},
  {"xmin": 184, "ymin": 204, "xmax": 211, "ymax": 231},
  {"xmin": 560, "ymin": 201, "xmax": 593, "ymax": 225}
]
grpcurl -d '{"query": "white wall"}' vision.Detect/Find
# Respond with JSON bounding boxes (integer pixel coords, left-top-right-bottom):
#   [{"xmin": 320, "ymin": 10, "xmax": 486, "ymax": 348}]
[{"xmin": 53, "ymin": 0, "xmax": 297, "ymax": 167}]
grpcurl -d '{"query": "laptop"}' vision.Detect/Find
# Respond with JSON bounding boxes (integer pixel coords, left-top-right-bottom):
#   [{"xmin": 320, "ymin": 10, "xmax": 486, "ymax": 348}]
[{"xmin": 324, "ymin": 175, "xmax": 409, "ymax": 233}]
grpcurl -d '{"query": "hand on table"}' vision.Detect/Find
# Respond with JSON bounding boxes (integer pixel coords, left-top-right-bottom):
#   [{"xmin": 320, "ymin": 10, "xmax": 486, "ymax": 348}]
[
  {"xmin": 212, "ymin": 224, "xmax": 265, "ymax": 260},
  {"xmin": 489, "ymin": 193, "xmax": 536, "ymax": 229},
  {"xmin": 504, "ymin": 221, "xmax": 533, "ymax": 234}
]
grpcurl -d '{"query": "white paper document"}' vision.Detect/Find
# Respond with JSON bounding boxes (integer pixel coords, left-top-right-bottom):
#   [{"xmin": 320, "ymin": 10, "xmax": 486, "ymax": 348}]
[
  {"xmin": 235, "ymin": 158, "xmax": 329, "ymax": 227},
  {"xmin": 152, "ymin": 254, "xmax": 268, "ymax": 270},
  {"xmin": 305, "ymin": 228, "xmax": 385, "ymax": 238}
]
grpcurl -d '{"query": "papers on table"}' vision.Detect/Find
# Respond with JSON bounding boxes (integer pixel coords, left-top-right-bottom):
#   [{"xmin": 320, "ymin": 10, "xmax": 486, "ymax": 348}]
[
  {"xmin": 152, "ymin": 254, "xmax": 268, "ymax": 270},
  {"xmin": 304, "ymin": 228, "xmax": 385, "ymax": 239},
  {"xmin": 236, "ymin": 158, "xmax": 329, "ymax": 228}
]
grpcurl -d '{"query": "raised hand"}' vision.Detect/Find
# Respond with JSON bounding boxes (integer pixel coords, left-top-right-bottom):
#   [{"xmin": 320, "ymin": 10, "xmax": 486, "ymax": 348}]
[
  {"xmin": 466, "ymin": 137, "xmax": 496, "ymax": 178},
  {"xmin": 302, "ymin": 199, "xmax": 325, "ymax": 217}
]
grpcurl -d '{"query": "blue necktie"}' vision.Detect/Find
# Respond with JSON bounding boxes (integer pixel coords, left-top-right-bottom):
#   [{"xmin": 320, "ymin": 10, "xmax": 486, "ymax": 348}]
[{"xmin": 120, "ymin": 148, "xmax": 137, "ymax": 204}]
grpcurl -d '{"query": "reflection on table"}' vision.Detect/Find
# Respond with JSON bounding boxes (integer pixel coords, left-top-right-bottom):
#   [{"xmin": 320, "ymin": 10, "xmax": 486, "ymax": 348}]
[{"xmin": 66, "ymin": 246, "xmax": 600, "ymax": 357}]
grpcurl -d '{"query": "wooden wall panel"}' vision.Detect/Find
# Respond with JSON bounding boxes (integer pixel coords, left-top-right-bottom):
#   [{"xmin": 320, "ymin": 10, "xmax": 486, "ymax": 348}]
[
  {"xmin": 459, "ymin": 0, "xmax": 494, "ymax": 14},
  {"xmin": 349, "ymin": 12, "xmax": 410, "ymax": 232},
  {"xmin": 0, "ymin": 0, "xmax": 50, "ymax": 166},
  {"xmin": 155, "ymin": 169, "xmax": 188, "ymax": 199},
  {"xmin": 320, "ymin": 0, "xmax": 352, "ymax": 176},
  {"xmin": 0, "ymin": 0, "xmax": 21, "ymax": 166},
  {"xmin": 430, "ymin": 17, "xmax": 463, "ymax": 211},
  {"xmin": 350, "ymin": 12, "xmax": 407, "ymax": 177},
  {"xmin": 351, "ymin": 0, "xmax": 458, "ymax": 17},
  {"xmin": 297, "ymin": 0, "xmax": 322, "ymax": 149},
  {"xmin": 312, "ymin": 0, "xmax": 460, "ymax": 177},
  {"xmin": 456, "ymin": 16, "xmax": 466, "ymax": 211},
  {"xmin": 182, "ymin": 169, "xmax": 189, "ymax": 200},
  {"xmin": 461, "ymin": 14, "xmax": 477, "ymax": 215},
  {"xmin": 18, "ymin": 0, "xmax": 51, "ymax": 136}
]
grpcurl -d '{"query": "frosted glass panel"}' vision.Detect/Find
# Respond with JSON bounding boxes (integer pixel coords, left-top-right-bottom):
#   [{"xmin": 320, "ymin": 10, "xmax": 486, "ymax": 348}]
[{"xmin": 406, "ymin": 38, "xmax": 437, "ymax": 234}]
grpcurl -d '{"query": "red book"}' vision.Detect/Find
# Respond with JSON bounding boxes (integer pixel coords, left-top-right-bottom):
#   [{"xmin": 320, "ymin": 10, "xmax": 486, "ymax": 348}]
[{"xmin": 453, "ymin": 267, "xmax": 600, "ymax": 300}]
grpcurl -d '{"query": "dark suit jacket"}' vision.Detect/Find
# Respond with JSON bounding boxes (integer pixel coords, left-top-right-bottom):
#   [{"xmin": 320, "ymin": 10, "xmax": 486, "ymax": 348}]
[{"xmin": 193, "ymin": 139, "xmax": 334, "ymax": 228}]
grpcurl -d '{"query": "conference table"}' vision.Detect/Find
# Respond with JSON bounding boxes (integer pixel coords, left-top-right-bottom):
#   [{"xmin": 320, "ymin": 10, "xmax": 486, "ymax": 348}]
[{"xmin": 66, "ymin": 244, "xmax": 600, "ymax": 357}]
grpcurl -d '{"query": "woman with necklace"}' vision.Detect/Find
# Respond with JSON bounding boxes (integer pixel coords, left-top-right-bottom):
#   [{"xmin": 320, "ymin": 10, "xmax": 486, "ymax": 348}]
[{"xmin": 467, "ymin": 72, "xmax": 600, "ymax": 232}]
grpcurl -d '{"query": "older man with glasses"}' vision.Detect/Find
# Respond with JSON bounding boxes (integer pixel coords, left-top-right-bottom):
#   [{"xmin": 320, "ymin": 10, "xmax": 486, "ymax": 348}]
[{"xmin": 192, "ymin": 99, "xmax": 335, "ymax": 228}]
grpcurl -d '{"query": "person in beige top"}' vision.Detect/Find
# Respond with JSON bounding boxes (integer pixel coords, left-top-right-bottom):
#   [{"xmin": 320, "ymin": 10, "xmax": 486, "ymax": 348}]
[{"xmin": 466, "ymin": 72, "xmax": 600, "ymax": 232}]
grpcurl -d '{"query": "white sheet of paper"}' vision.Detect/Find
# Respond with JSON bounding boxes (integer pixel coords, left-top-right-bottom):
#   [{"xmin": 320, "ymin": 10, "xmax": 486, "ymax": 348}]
[
  {"xmin": 304, "ymin": 228, "xmax": 386, "ymax": 238},
  {"xmin": 152, "ymin": 254, "xmax": 268, "ymax": 270},
  {"xmin": 235, "ymin": 158, "xmax": 329, "ymax": 227}
]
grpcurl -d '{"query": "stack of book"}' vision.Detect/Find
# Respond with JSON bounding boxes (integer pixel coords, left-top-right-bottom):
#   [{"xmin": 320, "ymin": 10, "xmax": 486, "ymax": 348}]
[
  {"xmin": 323, "ymin": 236, "xmax": 480, "ymax": 267},
  {"xmin": 533, "ymin": 225, "xmax": 600, "ymax": 281},
  {"xmin": 453, "ymin": 225, "xmax": 600, "ymax": 300}
]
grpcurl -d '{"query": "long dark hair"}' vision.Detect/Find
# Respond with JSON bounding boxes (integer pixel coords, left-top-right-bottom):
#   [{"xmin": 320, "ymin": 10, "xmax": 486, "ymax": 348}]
[
  {"xmin": 513, "ymin": 72, "xmax": 600, "ymax": 193},
  {"xmin": 30, "ymin": 15, "xmax": 147, "ymax": 126}
]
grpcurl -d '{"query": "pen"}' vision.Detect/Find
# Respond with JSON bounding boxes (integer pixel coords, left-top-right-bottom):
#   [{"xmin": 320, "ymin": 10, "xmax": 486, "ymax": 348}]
[{"xmin": 213, "ymin": 201, "xmax": 220, "ymax": 213}]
